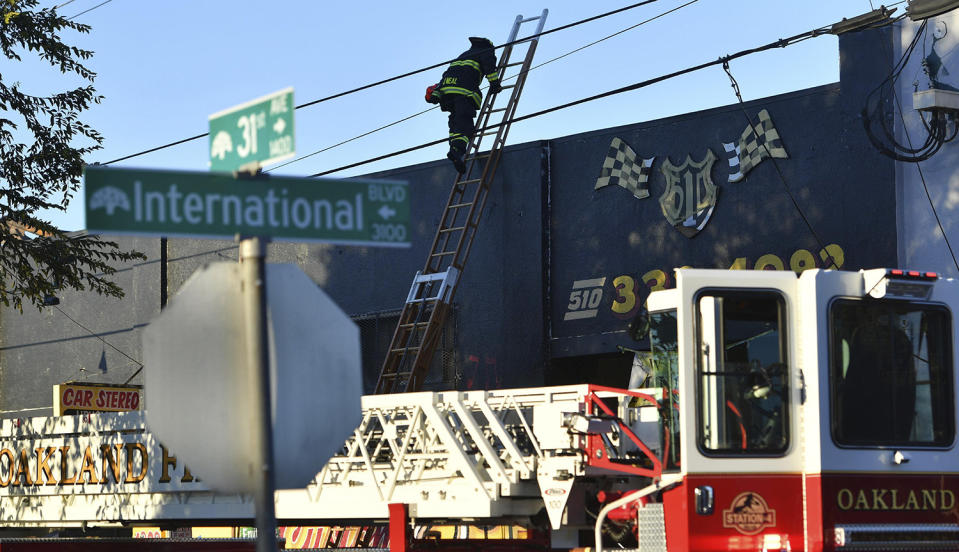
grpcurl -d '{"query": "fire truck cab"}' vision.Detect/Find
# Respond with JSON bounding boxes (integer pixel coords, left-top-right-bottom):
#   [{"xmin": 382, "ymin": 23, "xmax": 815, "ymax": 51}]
[{"xmin": 642, "ymin": 267, "xmax": 958, "ymax": 551}]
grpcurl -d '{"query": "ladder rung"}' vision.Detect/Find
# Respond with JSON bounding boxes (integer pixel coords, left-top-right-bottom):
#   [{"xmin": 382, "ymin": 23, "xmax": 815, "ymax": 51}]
[
  {"xmin": 399, "ymin": 323, "xmax": 429, "ymax": 331},
  {"xmin": 491, "ymin": 108, "xmax": 507, "ymax": 113},
  {"xmin": 406, "ymin": 296, "xmax": 439, "ymax": 304},
  {"xmin": 501, "ymin": 84, "xmax": 516, "ymax": 89},
  {"xmin": 504, "ymin": 61, "xmax": 523, "ymax": 68},
  {"xmin": 390, "ymin": 346, "xmax": 420, "ymax": 354},
  {"xmin": 457, "ymin": 178, "xmax": 481, "ymax": 185},
  {"xmin": 439, "ymin": 226, "xmax": 466, "ymax": 234},
  {"xmin": 449, "ymin": 202, "xmax": 473, "ymax": 209},
  {"xmin": 431, "ymin": 251, "xmax": 455, "ymax": 257},
  {"xmin": 520, "ymin": 16, "xmax": 541, "ymax": 23}
]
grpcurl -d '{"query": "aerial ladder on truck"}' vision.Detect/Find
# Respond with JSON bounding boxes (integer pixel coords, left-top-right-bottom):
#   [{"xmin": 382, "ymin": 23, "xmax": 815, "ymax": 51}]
[{"xmin": 374, "ymin": 10, "xmax": 549, "ymax": 394}]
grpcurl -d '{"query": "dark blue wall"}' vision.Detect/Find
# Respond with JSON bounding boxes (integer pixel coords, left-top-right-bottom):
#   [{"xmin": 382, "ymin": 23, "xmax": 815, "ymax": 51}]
[{"xmin": 547, "ymin": 82, "xmax": 897, "ymax": 358}]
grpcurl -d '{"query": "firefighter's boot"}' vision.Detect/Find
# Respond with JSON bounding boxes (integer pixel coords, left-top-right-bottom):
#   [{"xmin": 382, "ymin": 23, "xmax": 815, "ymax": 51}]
[{"xmin": 447, "ymin": 149, "xmax": 466, "ymax": 174}]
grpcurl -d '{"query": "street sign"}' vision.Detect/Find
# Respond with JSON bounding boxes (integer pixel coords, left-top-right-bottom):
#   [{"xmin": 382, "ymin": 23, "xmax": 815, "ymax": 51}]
[
  {"xmin": 143, "ymin": 262, "xmax": 362, "ymax": 492},
  {"xmin": 209, "ymin": 87, "xmax": 295, "ymax": 172},
  {"xmin": 84, "ymin": 166, "xmax": 410, "ymax": 247}
]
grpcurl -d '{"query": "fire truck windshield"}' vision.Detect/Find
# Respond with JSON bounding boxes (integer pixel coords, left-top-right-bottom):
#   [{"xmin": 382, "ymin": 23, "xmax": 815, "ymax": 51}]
[
  {"xmin": 696, "ymin": 291, "xmax": 789, "ymax": 456},
  {"xmin": 830, "ymin": 299, "xmax": 955, "ymax": 447},
  {"xmin": 648, "ymin": 310, "xmax": 680, "ymax": 470}
]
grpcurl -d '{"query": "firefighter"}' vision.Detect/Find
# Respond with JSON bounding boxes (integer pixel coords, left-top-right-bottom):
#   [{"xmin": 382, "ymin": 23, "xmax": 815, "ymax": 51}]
[{"xmin": 427, "ymin": 37, "xmax": 502, "ymax": 173}]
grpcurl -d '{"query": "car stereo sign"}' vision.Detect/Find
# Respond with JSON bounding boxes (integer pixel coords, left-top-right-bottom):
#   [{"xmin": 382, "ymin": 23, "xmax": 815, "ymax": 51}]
[{"xmin": 84, "ymin": 166, "xmax": 410, "ymax": 246}]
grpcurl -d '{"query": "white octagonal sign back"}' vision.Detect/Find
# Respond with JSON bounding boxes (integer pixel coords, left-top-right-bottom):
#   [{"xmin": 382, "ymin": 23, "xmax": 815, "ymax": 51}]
[{"xmin": 143, "ymin": 262, "xmax": 361, "ymax": 493}]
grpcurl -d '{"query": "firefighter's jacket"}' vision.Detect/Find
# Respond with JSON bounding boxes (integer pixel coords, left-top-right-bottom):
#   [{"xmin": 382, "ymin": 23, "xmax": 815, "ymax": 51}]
[{"xmin": 432, "ymin": 38, "xmax": 499, "ymax": 108}]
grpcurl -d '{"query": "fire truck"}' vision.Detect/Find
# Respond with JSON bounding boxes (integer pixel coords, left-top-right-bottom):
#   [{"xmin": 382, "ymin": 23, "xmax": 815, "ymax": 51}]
[
  {"xmin": 307, "ymin": 266, "xmax": 959, "ymax": 551},
  {"xmin": 1, "ymin": 266, "xmax": 956, "ymax": 551}
]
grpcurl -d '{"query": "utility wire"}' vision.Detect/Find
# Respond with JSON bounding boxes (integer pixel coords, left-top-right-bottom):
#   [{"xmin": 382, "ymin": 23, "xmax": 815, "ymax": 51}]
[
  {"xmin": 272, "ymin": 0, "xmax": 697, "ymax": 173},
  {"xmin": 53, "ymin": 305, "xmax": 143, "ymax": 367},
  {"xmin": 67, "ymin": 0, "xmax": 111, "ymax": 20},
  {"xmin": 721, "ymin": 61, "xmax": 836, "ymax": 269},
  {"xmin": 898, "ymin": 96, "xmax": 959, "ymax": 273},
  {"xmin": 312, "ymin": 24, "xmax": 831, "ymax": 177},
  {"xmin": 884, "ymin": 27, "xmax": 959, "ymax": 273},
  {"xmin": 100, "ymin": 0, "xmax": 664, "ymax": 166}
]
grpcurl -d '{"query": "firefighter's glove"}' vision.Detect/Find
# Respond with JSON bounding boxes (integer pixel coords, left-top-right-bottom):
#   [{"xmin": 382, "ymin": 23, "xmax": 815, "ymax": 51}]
[
  {"xmin": 489, "ymin": 81, "xmax": 502, "ymax": 94},
  {"xmin": 426, "ymin": 83, "xmax": 441, "ymax": 104}
]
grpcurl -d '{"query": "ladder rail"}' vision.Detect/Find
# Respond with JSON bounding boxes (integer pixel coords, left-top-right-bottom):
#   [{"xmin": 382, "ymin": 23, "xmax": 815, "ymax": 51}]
[
  {"xmin": 445, "ymin": 39, "xmax": 542, "ymax": 273},
  {"xmin": 375, "ymin": 11, "xmax": 548, "ymax": 394}
]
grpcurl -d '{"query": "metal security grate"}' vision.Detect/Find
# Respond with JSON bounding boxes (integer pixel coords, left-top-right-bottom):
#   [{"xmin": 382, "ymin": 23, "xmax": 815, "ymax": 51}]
[{"xmin": 353, "ymin": 309, "xmax": 456, "ymax": 394}]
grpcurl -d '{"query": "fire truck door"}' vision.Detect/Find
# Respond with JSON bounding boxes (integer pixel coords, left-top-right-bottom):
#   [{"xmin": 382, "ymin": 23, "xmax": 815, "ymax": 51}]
[{"xmin": 667, "ymin": 271, "xmax": 805, "ymax": 552}]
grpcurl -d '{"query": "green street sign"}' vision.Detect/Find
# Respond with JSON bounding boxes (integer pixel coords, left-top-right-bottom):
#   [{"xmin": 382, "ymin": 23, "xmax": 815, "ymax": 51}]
[
  {"xmin": 84, "ymin": 166, "xmax": 410, "ymax": 247},
  {"xmin": 209, "ymin": 87, "xmax": 295, "ymax": 172}
]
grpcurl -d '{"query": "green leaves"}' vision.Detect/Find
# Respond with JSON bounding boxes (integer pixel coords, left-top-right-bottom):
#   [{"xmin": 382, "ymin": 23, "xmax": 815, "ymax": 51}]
[{"xmin": 0, "ymin": 0, "xmax": 144, "ymax": 311}]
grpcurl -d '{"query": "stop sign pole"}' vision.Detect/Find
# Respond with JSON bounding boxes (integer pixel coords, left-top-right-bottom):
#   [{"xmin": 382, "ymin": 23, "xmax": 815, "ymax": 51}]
[
  {"xmin": 240, "ymin": 235, "xmax": 278, "ymax": 552},
  {"xmin": 235, "ymin": 166, "xmax": 278, "ymax": 552}
]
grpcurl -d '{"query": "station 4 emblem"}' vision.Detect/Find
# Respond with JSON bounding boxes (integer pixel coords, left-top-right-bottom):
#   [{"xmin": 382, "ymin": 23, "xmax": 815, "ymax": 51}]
[
  {"xmin": 722, "ymin": 492, "xmax": 777, "ymax": 535},
  {"xmin": 658, "ymin": 149, "xmax": 718, "ymax": 238}
]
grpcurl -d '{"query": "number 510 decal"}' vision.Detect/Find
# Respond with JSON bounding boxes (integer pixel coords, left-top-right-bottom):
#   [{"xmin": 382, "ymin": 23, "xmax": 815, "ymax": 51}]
[{"xmin": 563, "ymin": 244, "xmax": 845, "ymax": 322}]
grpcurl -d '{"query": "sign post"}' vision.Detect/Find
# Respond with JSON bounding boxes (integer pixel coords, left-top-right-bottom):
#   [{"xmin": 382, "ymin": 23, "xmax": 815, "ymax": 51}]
[{"xmin": 241, "ymin": 235, "xmax": 276, "ymax": 552}]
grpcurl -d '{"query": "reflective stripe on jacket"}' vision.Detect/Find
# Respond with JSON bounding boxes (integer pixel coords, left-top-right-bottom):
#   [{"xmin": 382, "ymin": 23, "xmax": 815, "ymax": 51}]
[{"xmin": 436, "ymin": 41, "xmax": 498, "ymax": 108}]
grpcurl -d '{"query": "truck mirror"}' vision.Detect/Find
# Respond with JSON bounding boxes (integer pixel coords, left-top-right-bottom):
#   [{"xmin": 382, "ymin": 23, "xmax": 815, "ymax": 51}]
[{"xmin": 629, "ymin": 309, "xmax": 650, "ymax": 341}]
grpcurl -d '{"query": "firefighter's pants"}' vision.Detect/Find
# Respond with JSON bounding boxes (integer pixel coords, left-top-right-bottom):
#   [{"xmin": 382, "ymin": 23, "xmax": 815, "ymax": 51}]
[{"xmin": 443, "ymin": 95, "xmax": 477, "ymax": 154}]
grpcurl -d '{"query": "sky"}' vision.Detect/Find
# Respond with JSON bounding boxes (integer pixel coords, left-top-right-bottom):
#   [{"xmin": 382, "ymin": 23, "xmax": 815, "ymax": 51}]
[{"xmin": 9, "ymin": 0, "xmax": 896, "ymax": 231}]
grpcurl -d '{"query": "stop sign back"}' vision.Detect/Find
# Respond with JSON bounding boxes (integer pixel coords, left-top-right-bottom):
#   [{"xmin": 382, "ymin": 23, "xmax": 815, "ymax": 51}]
[{"xmin": 143, "ymin": 263, "xmax": 361, "ymax": 492}]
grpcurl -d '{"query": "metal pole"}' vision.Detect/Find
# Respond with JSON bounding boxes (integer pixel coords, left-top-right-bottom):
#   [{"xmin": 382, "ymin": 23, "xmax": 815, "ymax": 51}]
[{"xmin": 240, "ymin": 236, "xmax": 278, "ymax": 552}]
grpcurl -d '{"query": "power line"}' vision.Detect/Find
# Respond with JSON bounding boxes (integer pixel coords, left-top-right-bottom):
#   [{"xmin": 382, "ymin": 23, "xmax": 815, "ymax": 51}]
[
  {"xmin": 889, "ymin": 63, "xmax": 959, "ymax": 274},
  {"xmin": 272, "ymin": 0, "xmax": 697, "ymax": 173},
  {"xmin": 67, "ymin": 0, "xmax": 111, "ymax": 20},
  {"xmin": 722, "ymin": 61, "xmax": 836, "ymax": 269},
  {"xmin": 860, "ymin": 15, "xmax": 959, "ymax": 273},
  {"xmin": 100, "ymin": 1, "xmax": 664, "ymax": 166},
  {"xmin": 53, "ymin": 305, "xmax": 143, "ymax": 367},
  {"xmin": 312, "ymin": 24, "xmax": 832, "ymax": 177}
]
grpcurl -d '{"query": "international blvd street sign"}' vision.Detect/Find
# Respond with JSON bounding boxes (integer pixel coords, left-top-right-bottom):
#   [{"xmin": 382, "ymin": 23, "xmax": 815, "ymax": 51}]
[
  {"xmin": 84, "ymin": 166, "xmax": 410, "ymax": 247},
  {"xmin": 209, "ymin": 87, "xmax": 294, "ymax": 172}
]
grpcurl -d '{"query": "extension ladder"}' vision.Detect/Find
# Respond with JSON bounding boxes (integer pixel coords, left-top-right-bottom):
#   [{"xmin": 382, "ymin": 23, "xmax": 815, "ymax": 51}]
[{"xmin": 375, "ymin": 10, "xmax": 549, "ymax": 394}]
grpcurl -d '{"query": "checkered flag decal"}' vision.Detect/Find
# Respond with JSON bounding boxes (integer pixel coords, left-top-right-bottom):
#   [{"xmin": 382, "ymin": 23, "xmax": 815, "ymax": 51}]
[
  {"xmin": 722, "ymin": 109, "xmax": 788, "ymax": 183},
  {"xmin": 595, "ymin": 137, "xmax": 654, "ymax": 199}
]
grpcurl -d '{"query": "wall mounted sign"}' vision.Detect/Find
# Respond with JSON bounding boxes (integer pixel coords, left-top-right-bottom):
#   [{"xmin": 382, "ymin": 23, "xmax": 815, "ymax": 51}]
[
  {"xmin": 722, "ymin": 109, "xmax": 789, "ymax": 183},
  {"xmin": 594, "ymin": 137, "xmax": 654, "ymax": 200},
  {"xmin": 659, "ymin": 150, "xmax": 718, "ymax": 238},
  {"xmin": 53, "ymin": 383, "xmax": 142, "ymax": 416},
  {"xmin": 593, "ymin": 109, "xmax": 789, "ymax": 238}
]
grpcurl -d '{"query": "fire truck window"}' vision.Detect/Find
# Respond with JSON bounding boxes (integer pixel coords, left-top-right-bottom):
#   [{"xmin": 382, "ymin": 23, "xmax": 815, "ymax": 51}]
[
  {"xmin": 648, "ymin": 310, "xmax": 680, "ymax": 470},
  {"xmin": 697, "ymin": 292, "xmax": 789, "ymax": 456},
  {"xmin": 831, "ymin": 300, "xmax": 954, "ymax": 447}
]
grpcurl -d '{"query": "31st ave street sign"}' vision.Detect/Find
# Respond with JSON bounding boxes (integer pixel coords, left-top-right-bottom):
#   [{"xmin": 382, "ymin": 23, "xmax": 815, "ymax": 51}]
[
  {"xmin": 209, "ymin": 87, "xmax": 295, "ymax": 172},
  {"xmin": 84, "ymin": 166, "xmax": 410, "ymax": 246}
]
